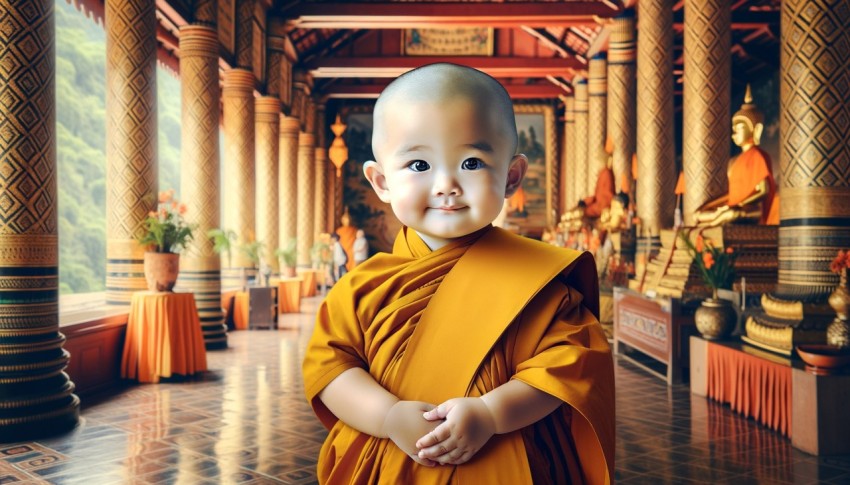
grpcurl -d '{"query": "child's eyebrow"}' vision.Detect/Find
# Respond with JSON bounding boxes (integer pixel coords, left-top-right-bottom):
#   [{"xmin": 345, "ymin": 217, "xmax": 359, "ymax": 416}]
[
  {"xmin": 396, "ymin": 144, "xmax": 430, "ymax": 156},
  {"xmin": 464, "ymin": 141, "xmax": 494, "ymax": 153}
]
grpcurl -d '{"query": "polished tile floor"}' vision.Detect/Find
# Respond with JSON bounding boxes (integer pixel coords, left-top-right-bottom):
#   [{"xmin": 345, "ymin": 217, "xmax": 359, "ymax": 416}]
[{"xmin": 3, "ymin": 296, "xmax": 850, "ymax": 484}]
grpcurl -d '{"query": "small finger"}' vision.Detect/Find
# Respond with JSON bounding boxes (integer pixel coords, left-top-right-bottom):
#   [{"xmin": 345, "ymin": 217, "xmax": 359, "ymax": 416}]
[
  {"xmin": 416, "ymin": 427, "xmax": 448, "ymax": 449},
  {"xmin": 422, "ymin": 404, "xmax": 447, "ymax": 420},
  {"xmin": 434, "ymin": 447, "xmax": 466, "ymax": 465},
  {"xmin": 418, "ymin": 440, "xmax": 454, "ymax": 459},
  {"xmin": 447, "ymin": 451, "xmax": 472, "ymax": 466}
]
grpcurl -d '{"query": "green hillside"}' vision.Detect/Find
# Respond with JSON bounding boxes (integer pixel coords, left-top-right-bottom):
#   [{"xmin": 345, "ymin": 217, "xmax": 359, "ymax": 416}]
[{"xmin": 56, "ymin": 0, "xmax": 181, "ymax": 294}]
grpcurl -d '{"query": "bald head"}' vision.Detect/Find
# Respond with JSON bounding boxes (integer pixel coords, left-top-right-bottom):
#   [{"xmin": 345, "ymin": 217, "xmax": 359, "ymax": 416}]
[{"xmin": 372, "ymin": 63, "xmax": 518, "ymax": 157}]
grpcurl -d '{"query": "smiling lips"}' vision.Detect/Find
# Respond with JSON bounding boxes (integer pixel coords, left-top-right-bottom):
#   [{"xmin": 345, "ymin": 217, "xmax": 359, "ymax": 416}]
[{"xmin": 435, "ymin": 206, "xmax": 465, "ymax": 212}]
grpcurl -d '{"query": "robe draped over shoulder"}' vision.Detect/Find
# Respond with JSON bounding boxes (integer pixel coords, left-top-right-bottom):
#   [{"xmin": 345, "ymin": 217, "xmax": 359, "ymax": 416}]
[
  {"xmin": 727, "ymin": 146, "xmax": 778, "ymax": 225},
  {"xmin": 303, "ymin": 226, "xmax": 615, "ymax": 484}
]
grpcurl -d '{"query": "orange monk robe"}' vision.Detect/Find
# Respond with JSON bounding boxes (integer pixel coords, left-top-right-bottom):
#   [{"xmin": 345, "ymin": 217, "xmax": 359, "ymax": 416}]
[
  {"xmin": 335, "ymin": 224, "xmax": 357, "ymax": 271},
  {"xmin": 303, "ymin": 226, "xmax": 615, "ymax": 484},
  {"xmin": 508, "ymin": 185, "xmax": 527, "ymax": 213},
  {"xmin": 583, "ymin": 167, "xmax": 616, "ymax": 218},
  {"xmin": 727, "ymin": 146, "xmax": 778, "ymax": 225}
]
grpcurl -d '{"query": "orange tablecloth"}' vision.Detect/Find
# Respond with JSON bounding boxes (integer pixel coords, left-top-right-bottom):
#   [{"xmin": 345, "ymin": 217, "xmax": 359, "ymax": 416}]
[
  {"xmin": 298, "ymin": 269, "xmax": 318, "ymax": 297},
  {"xmin": 276, "ymin": 277, "xmax": 303, "ymax": 313},
  {"xmin": 121, "ymin": 292, "xmax": 207, "ymax": 383},
  {"xmin": 707, "ymin": 341, "xmax": 792, "ymax": 437},
  {"xmin": 233, "ymin": 291, "xmax": 249, "ymax": 330}
]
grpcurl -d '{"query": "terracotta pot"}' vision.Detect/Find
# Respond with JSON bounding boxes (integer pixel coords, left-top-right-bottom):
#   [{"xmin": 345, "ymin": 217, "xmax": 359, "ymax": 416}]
[
  {"xmin": 143, "ymin": 252, "xmax": 180, "ymax": 292},
  {"xmin": 694, "ymin": 296, "xmax": 736, "ymax": 340},
  {"xmin": 282, "ymin": 266, "xmax": 296, "ymax": 278}
]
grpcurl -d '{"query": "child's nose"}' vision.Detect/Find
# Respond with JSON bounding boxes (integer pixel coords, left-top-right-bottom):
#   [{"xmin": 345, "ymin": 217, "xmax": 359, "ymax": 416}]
[{"xmin": 432, "ymin": 171, "xmax": 462, "ymax": 197}]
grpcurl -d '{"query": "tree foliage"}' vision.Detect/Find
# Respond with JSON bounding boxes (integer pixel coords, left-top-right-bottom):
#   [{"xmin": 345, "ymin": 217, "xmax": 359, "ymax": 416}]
[{"xmin": 56, "ymin": 1, "xmax": 181, "ymax": 294}]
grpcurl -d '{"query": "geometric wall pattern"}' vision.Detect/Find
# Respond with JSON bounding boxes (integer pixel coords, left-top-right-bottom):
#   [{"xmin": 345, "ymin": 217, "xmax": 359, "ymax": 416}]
[
  {"xmin": 608, "ymin": 10, "xmax": 637, "ymax": 198},
  {"xmin": 193, "ymin": 0, "xmax": 217, "ymax": 26},
  {"xmin": 279, "ymin": 117, "xmax": 300, "ymax": 256},
  {"xmin": 222, "ymin": 69, "xmax": 256, "ymax": 273},
  {"xmin": 588, "ymin": 55, "xmax": 608, "ymax": 196},
  {"xmin": 0, "ymin": 0, "xmax": 79, "ymax": 439},
  {"xmin": 682, "ymin": 0, "xmax": 730, "ymax": 226},
  {"xmin": 297, "ymin": 133, "xmax": 316, "ymax": 267},
  {"xmin": 314, "ymin": 148, "xmax": 329, "ymax": 238},
  {"xmin": 236, "ymin": 0, "xmax": 254, "ymax": 69},
  {"xmin": 255, "ymin": 97, "xmax": 280, "ymax": 272},
  {"xmin": 636, "ymin": 0, "xmax": 676, "ymax": 237},
  {"xmin": 104, "ymin": 0, "xmax": 158, "ymax": 305},
  {"xmin": 777, "ymin": 0, "xmax": 850, "ymax": 301},
  {"xmin": 178, "ymin": 25, "xmax": 226, "ymax": 349},
  {"xmin": 573, "ymin": 78, "xmax": 589, "ymax": 202}
]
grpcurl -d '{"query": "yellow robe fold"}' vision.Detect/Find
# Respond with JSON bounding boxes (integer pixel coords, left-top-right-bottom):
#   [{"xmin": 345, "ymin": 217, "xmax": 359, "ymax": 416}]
[{"xmin": 303, "ymin": 226, "xmax": 614, "ymax": 484}]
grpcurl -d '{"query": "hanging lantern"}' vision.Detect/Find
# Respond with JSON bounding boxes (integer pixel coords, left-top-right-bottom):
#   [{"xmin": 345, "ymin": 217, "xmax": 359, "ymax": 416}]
[{"xmin": 328, "ymin": 115, "xmax": 349, "ymax": 177}]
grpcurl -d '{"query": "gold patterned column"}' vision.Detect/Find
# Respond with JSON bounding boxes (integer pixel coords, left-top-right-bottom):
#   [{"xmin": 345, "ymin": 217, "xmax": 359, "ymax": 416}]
[
  {"xmin": 573, "ymin": 77, "xmax": 589, "ymax": 200},
  {"xmin": 776, "ymin": 0, "xmax": 850, "ymax": 301},
  {"xmin": 636, "ymin": 0, "xmax": 676, "ymax": 238},
  {"xmin": 682, "ymin": 0, "xmax": 730, "ymax": 226},
  {"xmin": 297, "ymin": 133, "xmax": 316, "ymax": 267},
  {"xmin": 279, "ymin": 117, "xmax": 300, "ymax": 261},
  {"xmin": 256, "ymin": 97, "xmax": 280, "ymax": 272},
  {"xmin": 587, "ymin": 54, "xmax": 608, "ymax": 196},
  {"xmin": 178, "ymin": 25, "xmax": 226, "ymax": 349},
  {"xmin": 222, "ymin": 69, "xmax": 256, "ymax": 286},
  {"xmin": 104, "ymin": 0, "xmax": 158, "ymax": 305},
  {"xmin": 608, "ymin": 9, "xmax": 637, "ymax": 197},
  {"xmin": 314, "ymin": 148, "xmax": 329, "ymax": 237},
  {"xmin": 563, "ymin": 97, "xmax": 576, "ymax": 209},
  {"xmin": 0, "ymin": 0, "xmax": 79, "ymax": 439}
]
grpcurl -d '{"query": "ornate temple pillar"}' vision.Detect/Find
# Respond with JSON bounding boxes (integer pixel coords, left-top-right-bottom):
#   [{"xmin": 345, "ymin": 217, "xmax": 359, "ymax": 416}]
[
  {"xmin": 563, "ymin": 97, "xmax": 576, "ymax": 209},
  {"xmin": 0, "ymin": 0, "xmax": 79, "ymax": 439},
  {"xmin": 104, "ymin": 0, "xmax": 158, "ymax": 304},
  {"xmin": 587, "ymin": 54, "xmax": 608, "ymax": 196},
  {"xmin": 193, "ymin": 0, "xmax": 217, "ymax": 26},
  {"xmin": 314, "ymin": 148, "xmax": 329, "ymax": 237},
  {"xmin": 178, "ymin": 25, "xmax": 227, "ymax": 349},
  {"xmin": 256, "ymin": 97, "xmax": 280, "ymax": 272},
  {"xmin": 608, "ymin": 9, "xmax": 637, "ymax": 197},
  {"xmin": 776, "ymin": 0, "xmax": 850, "ymax": 300},
  {"xmin": 296, "ymin": 132, "xmax": 316, "ymax": 267},
  {"xmin": 278, "ymin": 117, "xmax": 300, "ymax": 260},
  {"xmin": 222, "ymin": 70, "xmax": 256, "ymax": 286},
  {"xmin": 682, "ymin": 0, "xmax": 730, "ymax": 226},
  {"xmin": 636, "ymin": 0, "xmax": 676, "ymax": 239},
  {"xmin": 573, "ymin": 77, "xmax": 589, "ymax": 200}
]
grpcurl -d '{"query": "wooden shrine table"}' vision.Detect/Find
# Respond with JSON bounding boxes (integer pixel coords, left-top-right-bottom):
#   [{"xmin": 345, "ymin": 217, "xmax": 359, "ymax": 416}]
[
  {"xmin": 691, "ymin": 336, "xmax": 850, "ymax": 455},
  {"xmin": 271, "ymin": 276, "xmax": 303, "ymax": 313},
  {"xmin": 298, "ymin": 268, "xmax": 318, "ymax": 297},
  {"xmin": 121, "ymin": 291, "xmax": 207, "ymax": 383}
]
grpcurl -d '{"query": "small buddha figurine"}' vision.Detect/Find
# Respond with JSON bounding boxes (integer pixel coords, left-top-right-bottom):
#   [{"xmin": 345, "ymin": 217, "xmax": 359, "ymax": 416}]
[
  {"xmin": 694, "ymin": 84, "xmax": 779, "ymax": 226},
  {"xmin": 602, "ymin": 192, "xmax": 630, "ymax": 233},
  {"xmin": 582, "ymin": 143, "xmax": 616, "ymax": 219},
  {"xmin": 335, "ymin": 208, "xmax": 358, "ymax": 271}
]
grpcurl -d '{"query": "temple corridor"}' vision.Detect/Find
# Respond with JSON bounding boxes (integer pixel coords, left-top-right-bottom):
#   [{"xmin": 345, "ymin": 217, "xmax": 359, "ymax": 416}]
[{"xmin": 0, "ymin": 297, "xmax": 848, "ymax": 484}]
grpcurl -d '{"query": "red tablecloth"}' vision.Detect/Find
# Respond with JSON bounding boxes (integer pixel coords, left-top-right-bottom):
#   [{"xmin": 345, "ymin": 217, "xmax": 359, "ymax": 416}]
[
  {"xmin": 707, "ymin": 341, "xmax": 792, "ymax": 436},
  {"xmin": 121, "ymin": 292, "xmax": 207, "ymax": 383}
]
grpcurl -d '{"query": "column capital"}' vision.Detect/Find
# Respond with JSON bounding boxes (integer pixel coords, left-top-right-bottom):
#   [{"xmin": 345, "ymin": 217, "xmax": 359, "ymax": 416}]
[
  {"xmin": 299, "ymin": 132, "xmax": 316, "ymax": 147},
  {"xmin": 256, "ymin": 96, "xmax": 281, "ymax": 124},
  {"xmin": 280, "ymin": 116, "xmax": 301, "ymax": 135},
  {"xmin": 315, "ymin": 147, "xmax": 328, "ymax": 161},
  {"xmin": 223, "ymin": 68, "xmax": 255, "ymax": 92},
  {"xmin": 179, "ymin": 25, "xmax": 218, "ymax": 57}
]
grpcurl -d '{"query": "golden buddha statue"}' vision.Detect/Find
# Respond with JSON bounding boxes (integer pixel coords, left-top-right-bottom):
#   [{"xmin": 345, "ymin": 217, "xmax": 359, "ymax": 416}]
[
  {"xmin": 694, "ymin": 84, "xmax": 778, "ymax": 227},
  {"xmin": 601, "ymin": 192, "xmax": 630, "ymax": 233}
]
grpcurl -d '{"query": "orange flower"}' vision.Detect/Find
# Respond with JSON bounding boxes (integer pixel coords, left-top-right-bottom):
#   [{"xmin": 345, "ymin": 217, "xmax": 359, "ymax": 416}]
[
  {"xmin": 702, "ymin": 252, "xmax": 715, "ymax": 270},
  {"xmin": 158, "ymin": 191, "xmax": 170, "ymax": 203},
  {"xmin": 725, "ymin": 247, "xmax": 734, "ymax": 254},
  {"xmin": 159, "ymin": 207, "xmax": 168, "ymax": 218},
  {"xmin": 695, "ymin": 235, "xmax": 704, "ymax": 253},
  {"xmin": 148, "ymin": 210, "xmax": 156, "ymax": 218},
  {"xmin": 178, "ymin": 203, "xmax": 187, "ymax": 215},
  {"xmin": 171, "ymin": 201, "xmax": 178, "ymax": 210},
  {"xmin": 831, "ymin": 250, "xmax": 848, "ymax": 273}
]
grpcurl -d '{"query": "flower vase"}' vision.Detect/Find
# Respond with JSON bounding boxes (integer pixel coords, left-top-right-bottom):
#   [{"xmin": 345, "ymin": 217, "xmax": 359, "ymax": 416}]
[
  {"xmin": 694, "ymin": 290, "xmax": 737, "ymax": 340},
  {"xmin": 827, "ymin": 268, "xmax": 850, "ymax": 348},
  {"xmin": 143, "ymin": 252, "xmax": 180, "ymax": 292}
]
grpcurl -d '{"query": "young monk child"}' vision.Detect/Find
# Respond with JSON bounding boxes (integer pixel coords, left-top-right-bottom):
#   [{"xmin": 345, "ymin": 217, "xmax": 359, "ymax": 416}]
[{"xmin": 302, "ymin": 63, "xmax": 614, "ymax": 484}]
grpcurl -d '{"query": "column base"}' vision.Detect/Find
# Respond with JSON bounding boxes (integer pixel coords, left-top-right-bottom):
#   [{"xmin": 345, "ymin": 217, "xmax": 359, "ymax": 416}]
[{"xmin": 0, "ymin": 395, "xmax": 80, "ymax": 443}]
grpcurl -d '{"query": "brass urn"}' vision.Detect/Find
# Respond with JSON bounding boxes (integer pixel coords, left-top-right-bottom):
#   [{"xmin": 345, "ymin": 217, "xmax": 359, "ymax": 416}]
[
  {"xmin": 694, "ymin": 295, "xmax": 737, "ymax": 340},
  {"xmin": 827, "ymin": 269, "xmax": 850, "ymax": 348}
]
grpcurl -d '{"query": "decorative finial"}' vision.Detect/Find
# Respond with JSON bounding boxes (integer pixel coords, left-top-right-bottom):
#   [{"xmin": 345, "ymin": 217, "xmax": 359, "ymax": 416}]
[{"xmin": 744, "ymin": 84, "xmax": 753, "ymax": 104}]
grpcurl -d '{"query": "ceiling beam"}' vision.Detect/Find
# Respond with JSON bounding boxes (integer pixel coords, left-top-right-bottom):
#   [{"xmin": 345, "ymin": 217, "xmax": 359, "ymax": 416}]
[
  {"xmin": 281, "ymin": 2, "xmax": 621, "ymax": 29},
  {"xmin": 307, "ymin": 57, "xmax": 584, "ymax": 78},
  {"xmin": 323, "ymin": 83, "xmax": 568, "ymax": 99}
]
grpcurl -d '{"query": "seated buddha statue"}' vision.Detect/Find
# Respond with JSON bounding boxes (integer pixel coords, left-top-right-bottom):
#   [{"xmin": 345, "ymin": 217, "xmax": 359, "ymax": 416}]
[
  {"xmin": 694, "ymin": 84, "xmax": 779, "ymax": 227},
  {"xmin": 601, "ymin": 192, "xmax": 630, "ymax": 233}
]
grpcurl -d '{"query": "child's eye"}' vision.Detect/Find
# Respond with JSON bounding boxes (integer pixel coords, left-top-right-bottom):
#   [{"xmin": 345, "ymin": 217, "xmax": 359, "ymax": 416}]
[
  {"xmin": 408, "ymin": 160, "xmax": 430, "ymax": 172},
  {"xmin": 461, "ymin": 158, "xmax": 485, "ymax": 170}
]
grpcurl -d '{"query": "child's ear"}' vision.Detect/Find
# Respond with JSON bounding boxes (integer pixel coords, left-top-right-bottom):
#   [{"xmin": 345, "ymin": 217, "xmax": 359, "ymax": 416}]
[
  {"xmin": 363, "ymin": 161, "xmax": 391, "ymax": 203},
  {"xmin": 504, "ymin": 154, "xmax": 528, "ymax": 197}
]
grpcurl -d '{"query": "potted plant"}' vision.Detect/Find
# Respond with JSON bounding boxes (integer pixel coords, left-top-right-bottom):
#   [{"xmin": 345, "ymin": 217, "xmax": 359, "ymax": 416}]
[
  {"xmin": 137, "ymin": 189, "xmax": 196, "ymax": 292},
  {"xmin": 239, "ymin": 240, "xmax": 264, "ymax": 269},
  {"xmin": 275, "ymin": 239, "xmax": 298, "ymax": 278},
  {"xmin": 679, "ymin": 231, "xmax": 738, "ymax": 340},
  {"xmin": 208, "ymin": 228, "xmax": 237, "ymax": 267}
]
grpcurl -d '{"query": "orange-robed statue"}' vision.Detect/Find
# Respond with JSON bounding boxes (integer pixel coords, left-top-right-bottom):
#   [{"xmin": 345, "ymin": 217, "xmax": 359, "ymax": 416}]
[
  {"xmin": 335, "ymin": 209, "xmax": 358, "ymax": 271},
  {"xmin": 694, "ymin": 85, "xmax": 779, "ymax": 226}
]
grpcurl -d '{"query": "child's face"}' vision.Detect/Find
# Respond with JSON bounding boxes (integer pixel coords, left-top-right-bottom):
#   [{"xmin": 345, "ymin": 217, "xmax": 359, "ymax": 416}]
[{"xmin": 366, "ymin": 97, "xmax": 525, "ymax": 248}]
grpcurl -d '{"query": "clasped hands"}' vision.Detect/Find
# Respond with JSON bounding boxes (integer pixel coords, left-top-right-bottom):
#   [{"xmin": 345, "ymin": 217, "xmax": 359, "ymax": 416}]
[{"xmin": 382, "ymin": 398, "xmax": 496, "ymax": 467}]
